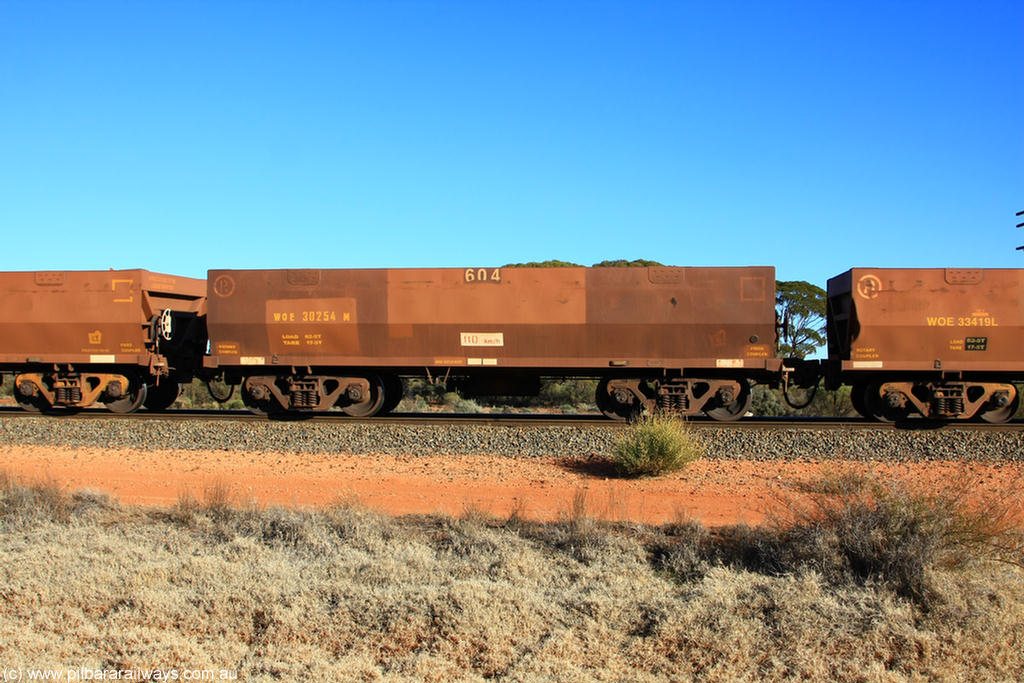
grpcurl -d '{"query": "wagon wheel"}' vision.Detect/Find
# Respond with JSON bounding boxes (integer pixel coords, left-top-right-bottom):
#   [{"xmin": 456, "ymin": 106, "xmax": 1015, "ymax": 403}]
[
  {"xmin": 976, "ymin": 390, "xmax": 1020, "ymax": 424},
  {"xmin": 857, "ymin": 383, "xmax": 884, "ymax": 422},
  {"xmin": 144, "ymin": 381, "xmax": 180, "ymax": 411},
  {"xmin": 378, "ymin": 375, "xmax": 405, "ymax": 415},
  {"xmin": 340, "ymin": 375, "xmax": 386, "ymax": 417},
  {"xmin": 850, "ymin": 382, "xmax": 869, "ymax": 419},
  {"xmin": 595, "ymin": 379, "xmax": 640, "ymax": 421},
  {"xmin": 865, "ymin": 382, "xmax": 910, "ymax": 423},
  {"xmin": 705, "ymin": 380, "xmax": 752, "ymax": 422},
  {"xmin": 241, "ymin": 382, "xmax": 276, "ymax": 416},
  {"xmin": 104, "ymin": 381, "xmax": 148, "ymax": 414},
  {"xmin": 15, "ymin": 390, "xmax": 49, "ymax": 413}
]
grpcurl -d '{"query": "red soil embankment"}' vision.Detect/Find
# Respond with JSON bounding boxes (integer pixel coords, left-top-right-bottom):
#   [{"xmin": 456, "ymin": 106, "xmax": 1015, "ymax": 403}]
[{"xmin": 3, "ymin": 445, "xmax": 1021, "ymax": 526}]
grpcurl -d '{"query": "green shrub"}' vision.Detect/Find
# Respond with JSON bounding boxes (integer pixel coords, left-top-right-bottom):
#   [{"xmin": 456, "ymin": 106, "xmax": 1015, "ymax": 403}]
[
  {"xmin": 176, "ymin": 379, "xmax": 245, "ymax": 410},
  {"xmin": 539, "ymin": 379, "xmax": 598, "ymax": 408},
  {"xmin": 750, "ymin": 381, "xmax": 857, "ymax": 417},
  {"xmin": 750, "ymin": 384, "xmax": 789, "ymax": 416},
  {"xmin": 610, "ymin": 415, "xmax": 704, "ymax": 477}
]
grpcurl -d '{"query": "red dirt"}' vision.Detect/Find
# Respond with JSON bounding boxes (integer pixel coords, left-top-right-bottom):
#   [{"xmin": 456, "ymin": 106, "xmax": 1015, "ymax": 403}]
[{"xmin": 4, "ymin": 445, "xmax": 1023, "ymax": 526}]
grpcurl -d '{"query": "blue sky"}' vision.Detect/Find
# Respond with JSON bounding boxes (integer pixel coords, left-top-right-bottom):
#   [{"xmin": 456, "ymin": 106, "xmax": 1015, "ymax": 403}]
[{"xmin": 1, "ymin": 1, "xmax": 1021, "ymax": 287}]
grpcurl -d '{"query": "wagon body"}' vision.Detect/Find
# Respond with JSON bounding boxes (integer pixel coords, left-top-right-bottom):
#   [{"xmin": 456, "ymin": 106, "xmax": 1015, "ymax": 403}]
[{"xmin": 205, "ymin": 266, "xmax": 780, "ymax": 374}]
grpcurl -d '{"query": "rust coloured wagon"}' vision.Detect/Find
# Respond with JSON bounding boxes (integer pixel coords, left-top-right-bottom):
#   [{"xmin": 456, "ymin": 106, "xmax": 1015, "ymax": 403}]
[
  {"xmin": 826, "ymin": 267, "xmax": 1024, "ymax": 422},
  {"xmin": 204, "ymin": 265, "xmax": 780, "ymax": 420},
  {"xmin": 0, "ymin": 270, "xmax": 207, "ymax": 412}
]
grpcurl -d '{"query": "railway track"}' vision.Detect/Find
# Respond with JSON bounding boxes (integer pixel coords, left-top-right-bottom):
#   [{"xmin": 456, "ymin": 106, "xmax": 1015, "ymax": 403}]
[{"xmin": 1, "ymin": 406, "xmax": 1021, "ymax": 431}]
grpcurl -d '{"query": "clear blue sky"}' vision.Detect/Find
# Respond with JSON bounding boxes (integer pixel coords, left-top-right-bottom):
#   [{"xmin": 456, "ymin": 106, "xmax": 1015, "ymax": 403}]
[{"xmin": 1, "ymin": 1, "xmax": 1021, "ymax": 287}]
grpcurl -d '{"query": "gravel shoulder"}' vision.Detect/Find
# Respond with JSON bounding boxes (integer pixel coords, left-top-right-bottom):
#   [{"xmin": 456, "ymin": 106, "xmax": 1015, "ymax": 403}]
[
  {"xmin": 1, "ymin": 414, "xmax": 1022, "ymax": 460},
  {"xmin": 3, "ymin": 415, "xmax": 1021, "ymax": 526}
]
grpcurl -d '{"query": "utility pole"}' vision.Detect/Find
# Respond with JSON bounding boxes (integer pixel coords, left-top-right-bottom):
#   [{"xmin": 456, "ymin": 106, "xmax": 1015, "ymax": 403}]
[{"xmin": 1018, "ymin": 211, "xmax": 1023, "ymax": 251}]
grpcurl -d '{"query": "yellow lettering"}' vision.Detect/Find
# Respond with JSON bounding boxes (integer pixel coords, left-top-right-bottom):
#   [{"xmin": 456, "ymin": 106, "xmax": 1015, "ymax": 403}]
[
  {"xmin": 291, "ymin": 310, "xmax": 340, "ymax": 322},
  {"xmin": 954, "ymin": 316, "xmax": 999, "ymax": 327},
  {"xmin": 464, "ymin": 267, "xmax": 501, "ymax": 283}
]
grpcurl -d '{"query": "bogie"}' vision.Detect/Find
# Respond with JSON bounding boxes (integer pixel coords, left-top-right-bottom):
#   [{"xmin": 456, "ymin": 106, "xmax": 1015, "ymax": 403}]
[{"xmin": 858, "ymin": 379, "xmax": 1018, "ymax": 423}]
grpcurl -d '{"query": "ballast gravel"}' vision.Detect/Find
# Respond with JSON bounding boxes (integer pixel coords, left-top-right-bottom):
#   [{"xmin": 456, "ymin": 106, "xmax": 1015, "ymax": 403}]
[{"xmin": 1, "ymin": 415, "xmax": 1021, "ymax": 461}]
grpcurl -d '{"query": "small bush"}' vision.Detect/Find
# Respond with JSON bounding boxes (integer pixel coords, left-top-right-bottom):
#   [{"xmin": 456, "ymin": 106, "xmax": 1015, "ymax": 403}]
[
  {"xmin": 539, "ymin": 379, "xmax": 598, "ymax": 408},
  {"xmin": 750, "ymin": 384, "xmax": 790, "ymax": 417},
  {"xmin": 764, "ymin": 469, "xmax": 1024, "ymax": 605},
  {"xmin": 0, "ymin": 472, "xmax": 72, "ymax": 524},
  {"xmin": 443, "ymin": 392, "xmax": 481, "ymax": 413},
  {"xmin": 176, "ymin": 379, "xmax": 245, "ymax": 410},
  {"xmin": 610, "ymin": 415, "xmax": 704, "ymax": 477},
  {"xmin": 203, "ymin": 481, "xmax": 235, "ymax": 522}
]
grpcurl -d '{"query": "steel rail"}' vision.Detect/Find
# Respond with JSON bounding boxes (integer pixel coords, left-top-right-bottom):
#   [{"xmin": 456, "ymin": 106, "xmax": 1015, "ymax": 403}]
[{"xmin": 0, "ymin": 406, "xmax": 1021, "ymax": 431}]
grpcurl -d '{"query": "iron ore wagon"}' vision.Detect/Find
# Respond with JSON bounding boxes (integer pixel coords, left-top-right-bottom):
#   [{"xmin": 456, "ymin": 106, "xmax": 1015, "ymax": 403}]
[{"xmin": 204, "ymin": 266, "xmax": 781, "ymax": 420}]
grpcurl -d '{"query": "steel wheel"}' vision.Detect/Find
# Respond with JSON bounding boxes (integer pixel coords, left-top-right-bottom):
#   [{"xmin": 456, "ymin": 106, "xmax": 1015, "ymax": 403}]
[
  {"xmin": 595, "ymin": 379, "xmax": 639, "ymax": 421},
  {"xmin": 850, "ymin": 382, "xmax": 869, "ymax": 418},
  {"xmin": 242, "ymin": 381, "xmax": 274, "ymax": 416},
  {"xmin": 15, "ymin": 390, "xmax": 48, "ymax": 413},
  {"xmin": 144, "ymin": 381, "xmax": 180, "ymax": 411},
  {"xmin": 865, "ymin": 382, "xmax": 909, "ymax": 422},
  {"xmin": 378, "ymin": 375, "xmax": 404, "ymax": 415},
  {"xmin": 858, "ymin": 383, "xmax": 884, "ymax": 422},
  {"xmin": 104, "ymin": 382, "xmax": 148, "ymax": 414},
  {"xmin": 340, "ymin": 375, "xmax": 386, "ymax": 417},
  {"xmin": 977, "ymin": 390, "xmax": 1020, "ymax": 424},
  {"xmin": 705, "ymin": 381, "xmax": 752, "ymax": 422}
]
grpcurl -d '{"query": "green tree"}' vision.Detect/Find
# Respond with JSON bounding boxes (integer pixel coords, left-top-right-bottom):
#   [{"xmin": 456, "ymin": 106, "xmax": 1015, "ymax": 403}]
[
  {"xmin": 503, "ymin": 260, "xmax": 583, "ymax": 268},
  {"xmin": 591, "ymin": 259, "xmax": 664, "ymax": 267},
  {"xmin": 776, "ymin": 280, "xmax": 826, "ymax": 358}
]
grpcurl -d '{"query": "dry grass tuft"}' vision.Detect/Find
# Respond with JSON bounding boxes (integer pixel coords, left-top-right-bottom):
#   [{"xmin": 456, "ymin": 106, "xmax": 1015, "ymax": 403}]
[
  {"xmin": 0, "ymin": 470, "xmax": 72, "ymax": 524},
  {"xmin": 610, "ymin": 415, "xmax": 704, "ymax": 477},
  {"xmin": 202, "ymin": 479, "xmax": 234, "ymax": 519},
  {"xmin": 173, "ymin": 487, "xmax": 201, "ymax": 522}
]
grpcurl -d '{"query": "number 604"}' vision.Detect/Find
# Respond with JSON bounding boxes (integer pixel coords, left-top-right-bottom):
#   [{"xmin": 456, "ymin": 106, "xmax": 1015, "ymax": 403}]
[{"xmin": 464, "ymin": 268, "xmax": 501, "ymax": 283}]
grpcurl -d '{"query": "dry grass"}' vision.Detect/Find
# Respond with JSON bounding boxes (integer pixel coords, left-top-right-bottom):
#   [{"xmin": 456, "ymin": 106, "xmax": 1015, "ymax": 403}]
[
  {"xmin": 1, "ymin": 469, "xmax": 1023, "ymax": 681},
  {"xmin": 610, "ymin": 415, "xmax": 704, "ymax": 477},
  {"xmin": 762, "ymin": 467, "xmax": 1024, "ymax": 605}
]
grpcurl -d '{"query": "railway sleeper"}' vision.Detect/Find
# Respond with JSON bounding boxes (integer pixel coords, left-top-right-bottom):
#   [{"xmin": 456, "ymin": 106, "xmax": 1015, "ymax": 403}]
[
  {"xmin": 14, "ymin": 371, "xmax": 147, "ymax": 413},
  {"xmin": 866, "ymin": 380, "xmax": 1018, "ymax": 423}
]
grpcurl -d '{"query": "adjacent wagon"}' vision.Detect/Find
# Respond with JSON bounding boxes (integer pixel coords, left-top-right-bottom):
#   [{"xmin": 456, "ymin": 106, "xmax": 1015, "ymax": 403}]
[
  {"xmin": 0, "ymin": 269, "xmax": 206, "ymax": 412},
  {"xmin": 825, "ymin": 268, "xmax": 1023, "ymax": 421}
]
